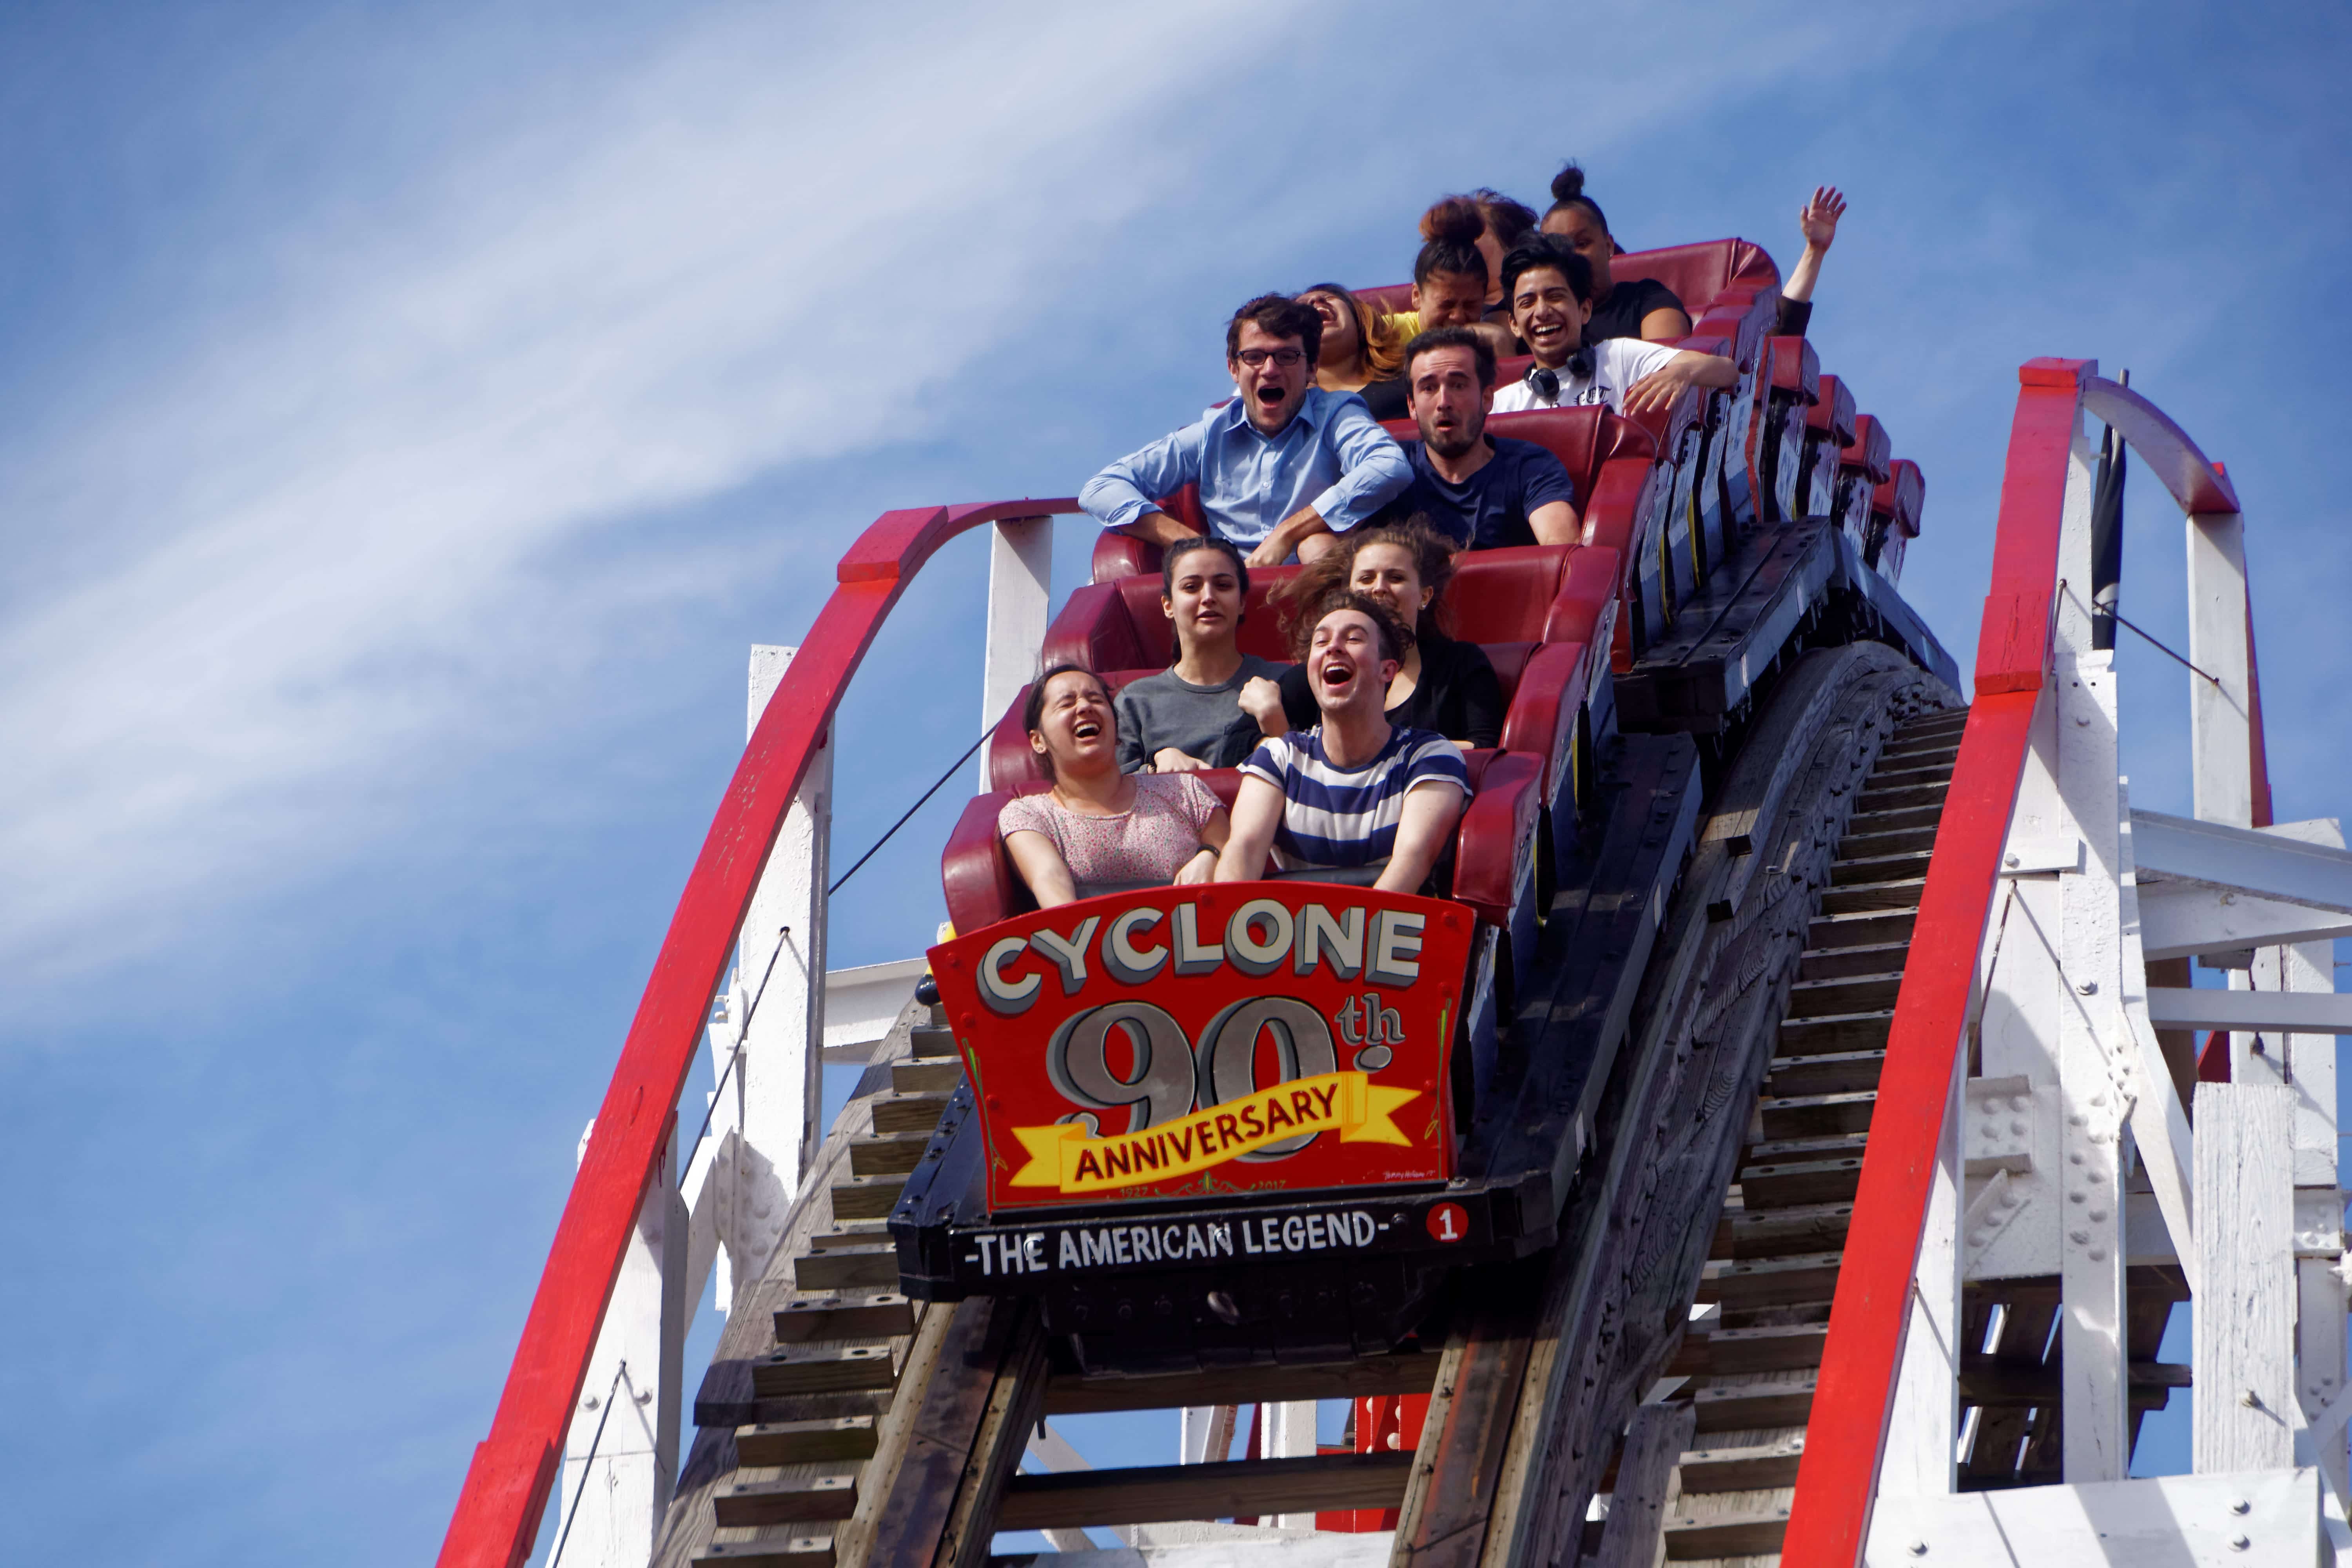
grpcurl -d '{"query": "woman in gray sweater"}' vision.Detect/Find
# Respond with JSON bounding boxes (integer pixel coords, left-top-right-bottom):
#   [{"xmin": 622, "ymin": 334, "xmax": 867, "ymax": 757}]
[{"xmin": 1114, "ymin": 536, "xmax": 1290, "ymax": 773}]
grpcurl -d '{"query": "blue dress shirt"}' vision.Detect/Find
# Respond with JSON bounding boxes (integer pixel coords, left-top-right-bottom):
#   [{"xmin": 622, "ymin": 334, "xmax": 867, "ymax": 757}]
[{"xmin": 1079, "ymin": 387, "xmax": 1413, "ymax": 549}]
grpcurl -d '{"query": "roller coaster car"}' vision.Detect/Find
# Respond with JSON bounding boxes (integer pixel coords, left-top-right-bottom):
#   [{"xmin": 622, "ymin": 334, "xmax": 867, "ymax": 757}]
[
  {"xmin": 900, "ymin": 728, "xmax": 1566, "ymax": 1371},
  {"xmin": 890, "ymin": 237, "xmax": 1953, "ymax": 1373}
]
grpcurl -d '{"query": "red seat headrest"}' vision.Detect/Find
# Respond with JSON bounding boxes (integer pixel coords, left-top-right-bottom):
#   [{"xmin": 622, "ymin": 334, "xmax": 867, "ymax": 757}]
[
  {"xmin": 1841, "ymin": 414, "xmax": 1893, "ymax": 485},
  {"xmin": 1768, "ymin": 335, "xmax": 1820, "ymax": 400},
  {"xmin": 1380, "ymin": 406, "xmax": 1655, "ymax": 510},
  {"xmin": 1807, "ymin": 374, "xmax": 1858, "ymax": 445},
  {"xmin": 1607, "ymin": 238, "xmax": 1780, "ymax": 318},
  {"xmin": 1873, "ymin": 459, "xmax": 1926, "ymax": 537}
]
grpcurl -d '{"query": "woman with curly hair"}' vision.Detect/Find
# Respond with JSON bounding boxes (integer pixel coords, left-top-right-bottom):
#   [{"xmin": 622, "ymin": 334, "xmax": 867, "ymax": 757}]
[
  {"xmin": 1238, "ymin": 516, "xmax": 1503, "ymax": 751},
  {"xmin": 1297, "ymin": 281, "xmax": 1410, "ymax": 420}
]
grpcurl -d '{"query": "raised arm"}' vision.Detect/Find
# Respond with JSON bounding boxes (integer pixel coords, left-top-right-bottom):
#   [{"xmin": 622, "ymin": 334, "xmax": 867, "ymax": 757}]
[
  {"xmin": 1214, "ymin": 775, "xmax": 1286, "ymax": 882},
  {"xmin": 1780, "ymin": 185, "xmax": 1847, "ymax": 305},
  {"xmin": 1374, "ymin": 782, "xmax": 1466, "ymax": 896}
]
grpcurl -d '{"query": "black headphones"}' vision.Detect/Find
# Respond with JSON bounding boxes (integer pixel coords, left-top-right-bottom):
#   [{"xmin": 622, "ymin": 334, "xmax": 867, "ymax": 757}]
[{"xmin": 1525, "ymin": 347, "xmax": 1595, "ymax": 402}]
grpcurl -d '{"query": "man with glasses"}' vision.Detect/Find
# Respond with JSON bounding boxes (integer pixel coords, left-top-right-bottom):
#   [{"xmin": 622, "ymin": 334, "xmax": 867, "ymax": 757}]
[{"xmin": 1080, "ymin": 295, "xmax": 1412, "ymax": 567}]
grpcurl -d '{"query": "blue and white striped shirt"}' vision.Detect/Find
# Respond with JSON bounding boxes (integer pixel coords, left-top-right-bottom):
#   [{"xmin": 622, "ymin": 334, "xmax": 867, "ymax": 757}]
[{"xmin": 1239, "ymin": 726, "xmax": 1469, "ymax": 871}]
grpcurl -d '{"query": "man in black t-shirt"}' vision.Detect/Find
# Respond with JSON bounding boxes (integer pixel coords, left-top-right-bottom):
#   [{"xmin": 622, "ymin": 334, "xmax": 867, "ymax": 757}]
[{"xmin": 1391, "ymin": 327, "xmax": 1579, "ymax": 550}]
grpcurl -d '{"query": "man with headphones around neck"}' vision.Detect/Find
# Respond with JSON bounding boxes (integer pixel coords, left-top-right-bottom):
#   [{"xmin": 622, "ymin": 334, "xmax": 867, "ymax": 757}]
[{"xmin": 1490, "ymin": 236, "xmax": 1736, "ymax": 418}]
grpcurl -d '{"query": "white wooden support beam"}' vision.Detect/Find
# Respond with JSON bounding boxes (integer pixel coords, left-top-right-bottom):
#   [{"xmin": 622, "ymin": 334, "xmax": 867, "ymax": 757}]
[
  {"xmin": 2131, "ymin": 809, "xmax": 2352, "ymax": 915},
  {"xmin": 1265, "ymin": 1401, "xmax": 1321, "ymax": 1529},
  {"xmin": 1882, "ymin": 1042, "xmax": 1962, "ymax": 1495},
  {"xmin": 2138, "ymin": 882, "xmax": 2352, "ymax": 961},
  {"xmin": 979, "ymin": 517, "xmax": 1053, "ymax": 791},
  {"xmin": 821, "ymin": 957, "xmax": 929, "ymax": 1066},
  {"xmin": 2185, "ymin": 509, "xmax": 2255, "ymax": 829},
  {"xmin": 2055, "ymin": 653, "xmax": 2129, "ymax": 1481},
  {"xmin": 722, "ymin": 645, "xmax": 832, "ymax": 1309},
  {"xmin": 2113, "ymin": 786, "xmax": 2198, "ymax": 1296},
  {"xmin": 559, "ymin": 1121, "xmax": 686, "ymax": 1566},
  {"xmin": 2192, "ymin": 1082, "xmax": 2297, "ymax": 1474},
  {"xmin": 2145, "ymin": 989, "xmax": 2352, "ymax": 1034}
]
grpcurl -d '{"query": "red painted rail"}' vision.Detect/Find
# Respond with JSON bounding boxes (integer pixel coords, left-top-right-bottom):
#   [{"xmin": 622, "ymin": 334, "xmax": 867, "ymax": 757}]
[
  {"xmin": 1782, "ymin": 360, "xmax": 2259, "ymax": 1563},
  {"xmin": 436, "ymin": 497, "xmax": 1076, "ymax": 1568}
]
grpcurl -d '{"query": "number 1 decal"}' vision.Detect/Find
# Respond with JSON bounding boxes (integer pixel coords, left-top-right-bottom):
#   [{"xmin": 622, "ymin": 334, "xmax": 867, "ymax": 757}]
[{"xmin": 1426, "ymin": 1201, "xmax": 1468, "ymax": 1243}]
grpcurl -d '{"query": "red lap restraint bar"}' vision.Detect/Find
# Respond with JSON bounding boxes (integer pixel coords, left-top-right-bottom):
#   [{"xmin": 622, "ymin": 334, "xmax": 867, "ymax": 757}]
[{"xmin": 435, "ymin": 498, "xmax": 1075, "ymax": 1568}]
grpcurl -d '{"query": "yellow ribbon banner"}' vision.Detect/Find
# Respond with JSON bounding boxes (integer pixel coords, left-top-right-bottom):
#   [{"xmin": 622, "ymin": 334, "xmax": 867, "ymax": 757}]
[{"xmin": 1009, "ymin": 1071, "xmax": 1421, "ymax": 1195}]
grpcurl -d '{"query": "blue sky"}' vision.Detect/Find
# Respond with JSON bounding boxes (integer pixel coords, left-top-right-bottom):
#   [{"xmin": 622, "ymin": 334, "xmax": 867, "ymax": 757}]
[{"xmin": 3, "ymin": 1, "xmax": 2349, "ymax": 1561}]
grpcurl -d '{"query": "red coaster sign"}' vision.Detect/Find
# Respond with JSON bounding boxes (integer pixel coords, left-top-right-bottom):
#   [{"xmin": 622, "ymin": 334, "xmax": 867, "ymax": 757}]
[{"xmin": 927, "ymin": 884, "xmax": 1469, "ymax": 1212}]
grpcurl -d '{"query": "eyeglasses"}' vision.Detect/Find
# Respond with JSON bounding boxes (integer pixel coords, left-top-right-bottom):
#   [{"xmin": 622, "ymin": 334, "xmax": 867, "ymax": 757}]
[{"xmin": 1235, "ymin": 348, "xmax": 1305, "ymax": 368}]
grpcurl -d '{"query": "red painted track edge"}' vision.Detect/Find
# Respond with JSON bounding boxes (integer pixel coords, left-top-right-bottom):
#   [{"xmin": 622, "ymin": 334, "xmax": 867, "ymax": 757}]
[{"xmin": 436, "ymin": 497, "xmax": 1075, "ymax": 1568}]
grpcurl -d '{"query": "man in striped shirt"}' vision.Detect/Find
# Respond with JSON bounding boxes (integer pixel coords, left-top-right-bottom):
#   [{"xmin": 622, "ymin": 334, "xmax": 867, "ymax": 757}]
[{"xmin": 1217, "ymin": 593, "xmax": 1468, "ymax": 894}]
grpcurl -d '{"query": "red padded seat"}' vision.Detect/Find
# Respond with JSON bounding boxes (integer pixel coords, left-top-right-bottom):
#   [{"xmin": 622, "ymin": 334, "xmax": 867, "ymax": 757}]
[
  {"xmin": 1806, "ymin": 374, "xmax": 1858, "ymax": 446},
  {"xmin": 1840, "ymin": 414, "xmax": 1893, "ymax": 486},
  {"xmin": 1874, "ymin": 458, "xmax": 1925, "ymax": 538},
  {"xmin": 1044, "ymin": 548, "xmax": 1583, "ymax": 682},
  {"xmin": 1347, "ymin": 239, "xmax": 1779, "ymax": 332},
  {"xmin": 1866, "ymin": 458, "xmax": 1926, "ymax": 583},
  {"xmin": 1607, "ymin": 238, "xmax": 1780, "ymax": 321},
  {"xmin": 1768, "ymin": 335, "xmax": 1820, "ymax": 401},
  {"xmin": 943, "ymin": 751, "xmax": 1535, "ymax": 937},
  {"xmin": 983, "ymin": 641, "xmax": 1559, "ymax": 793}
]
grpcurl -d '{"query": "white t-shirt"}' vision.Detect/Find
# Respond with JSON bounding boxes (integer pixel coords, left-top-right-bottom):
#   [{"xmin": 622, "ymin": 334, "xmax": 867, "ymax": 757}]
[{"xmin": 1492, "ymin": 338, "xmax": 1681, "ymax": 416}]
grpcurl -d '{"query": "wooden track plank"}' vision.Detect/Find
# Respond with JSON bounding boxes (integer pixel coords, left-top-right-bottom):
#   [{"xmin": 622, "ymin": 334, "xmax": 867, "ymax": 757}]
[
  {"xmin": 1591, "ymin": 1403, "xmax": 1696, "ymax": 1568},
  {"xmin": 714, "ymin": 1472, "xmax": 860, "ymax": 1528},
  {"xmin": 997, "ymin": 1452, "xmax": 1414, "ymax": 1530},
  {"xmin": 848, "ymin": 1133, "xmax": 932, "ymax": 1177},
  {"xmin": 736, "ymin": 1416, "xmax": 878, "ymax": 1468},
  {"xmin": 1662, "ymin": 1506, "xmax": 1788, "ymax": 1559},
  {"xmin": 1713, "ymin": 1200, "xmax": 1852, "ymax": 1259},
  {"xmin": 694, "ymin": 1535, "xmax": 835, "ymax": 1567},
  {"xmin": 773, "ymin": 1295, "xmax": 916, "ymax": 1345},
  {"xmin": 1675, "ymin": 1439, "xmax": 1804, "ymax": 1493}
]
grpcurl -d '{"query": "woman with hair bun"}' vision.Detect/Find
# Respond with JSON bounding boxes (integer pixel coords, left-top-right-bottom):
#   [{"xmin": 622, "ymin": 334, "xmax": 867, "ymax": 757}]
[
  {"xmin": 1298, "ymin": 282, "xmax": 1410, "ymax": 421},
  {"xmin": 1382, "ymin": 194, "xmax": 1532, "ymax": 351},
  {"xmin": 1539, "ymin": 162, "xmax": 1693, "ymax": 345}
]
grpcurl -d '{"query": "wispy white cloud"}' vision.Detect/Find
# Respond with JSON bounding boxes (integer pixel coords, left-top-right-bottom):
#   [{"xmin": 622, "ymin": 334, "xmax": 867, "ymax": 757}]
[
  {"xmin": 0, "ymin": 0, "xmax": 1307, "ymax": 982},
  {"xmin": 1, "ymin": 0, "xmax": 1994, "ymax": 995}
]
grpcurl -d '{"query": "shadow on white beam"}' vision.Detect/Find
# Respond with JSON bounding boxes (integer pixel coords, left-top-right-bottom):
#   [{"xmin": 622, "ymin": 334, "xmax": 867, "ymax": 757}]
[
  {"xmin": 2146, "ymin": 988, "xmax": 2352, "ymax": 1034},
  {"xmin": 821, "ymin": 957, "xmax": 927, "ymax": 1065},
  {"xmin": 1864, "ymin": 1468, "xmax": 2330, "ymax": 1564},
  {"xmin": 2133, "ymin": 810, "xmax": 2352, "ymax": 916}
]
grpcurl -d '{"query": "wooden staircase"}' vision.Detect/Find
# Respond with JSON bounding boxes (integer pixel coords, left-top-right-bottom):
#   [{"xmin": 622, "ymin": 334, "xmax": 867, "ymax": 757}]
[
  {"xmin": 1641, "ymin": 707, "xmax": 1964, "ymax": 1566},
  {"xmin": 653, "ymin": 997, "xmax": 965, "ymax": 1568}
]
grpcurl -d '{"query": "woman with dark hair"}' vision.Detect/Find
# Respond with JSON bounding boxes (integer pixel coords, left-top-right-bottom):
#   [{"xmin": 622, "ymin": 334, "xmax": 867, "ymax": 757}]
[
  {"xmin": 1000, "ymin": 664, "xmax": 1230, "ymax": 908},
  {"xmin": 1112, "ymin": 535, "xmax": 1291, "ymax": 773},
  {"xmin": 1298, "ymin": 282, "xmax": 1409, "ymax": 421},
  {"xmin": 1539, "ymin": 163, "xmax": 1693, "ymax": 345},
  {"xmin": 1379, "ymin": 197, "xmax": 1522, "ymax": 352},
  {"xmin": 1246, "ymin": 518, "xmax": 1503, "ymax": 750}
]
